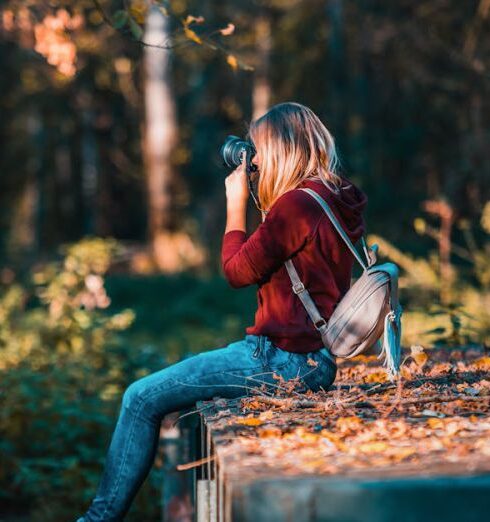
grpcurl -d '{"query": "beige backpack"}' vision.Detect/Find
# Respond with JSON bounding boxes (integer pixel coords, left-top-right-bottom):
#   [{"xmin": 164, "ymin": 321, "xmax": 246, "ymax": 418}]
[{"xmin": 284, "ymin": 187, "xmax": 403, "ymax": 381}]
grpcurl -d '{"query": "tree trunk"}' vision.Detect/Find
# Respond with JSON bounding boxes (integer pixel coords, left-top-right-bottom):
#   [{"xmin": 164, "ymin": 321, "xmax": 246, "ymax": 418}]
[
  {"xmin": 252, "ymin": 12, "xmax": 272, "ymax": 121},
  {"xmin": 140, "ymin": 6, "xmax": 206, "ymax": 273}
]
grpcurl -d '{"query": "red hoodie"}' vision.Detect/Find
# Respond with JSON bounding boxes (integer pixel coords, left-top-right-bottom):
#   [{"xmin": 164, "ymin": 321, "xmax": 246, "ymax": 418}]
[{"xmin": 221, "ymin": 175, "xmax": 368, "ymax": 353}]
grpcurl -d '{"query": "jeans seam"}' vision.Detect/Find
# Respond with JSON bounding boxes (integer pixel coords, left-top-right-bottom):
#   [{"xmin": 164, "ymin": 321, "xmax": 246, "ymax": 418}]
[
  {"xmin": 181, "ymin": 363, "xmax": 266, "ymax": 387},
  {"xmin": 99, "ymin": 386, "xmax": 153, "ymax": 520}
]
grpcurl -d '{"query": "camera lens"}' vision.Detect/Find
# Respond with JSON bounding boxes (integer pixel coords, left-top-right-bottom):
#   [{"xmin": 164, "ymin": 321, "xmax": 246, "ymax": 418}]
[{"xmin": 220, "ymin": 135, "xmax": 256, "ymax": 170}]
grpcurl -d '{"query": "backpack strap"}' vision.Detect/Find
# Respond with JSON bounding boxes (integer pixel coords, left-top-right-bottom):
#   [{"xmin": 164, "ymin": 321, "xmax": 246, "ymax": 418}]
[
  {"xmin": 283, "ymin": 258, "xmax": 335, "ymax": 361},
  {"xmin": 283, "ymin": 186, "xmax": 372, "ymax": 354},
  {"xmin": 298, "ymin": 187, "xmax": 372, "ymax": 271},
  {"xmin": 284, "ymin": 259, "xmax": 329, "ymax": 337}
]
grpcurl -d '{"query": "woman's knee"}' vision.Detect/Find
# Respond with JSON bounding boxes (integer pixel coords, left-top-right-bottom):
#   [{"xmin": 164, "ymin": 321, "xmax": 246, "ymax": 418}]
[
  {"xmin": 121, "ymin": 370, "xmax": 177, "ymax": 420},
  {"xmin": 122, "ymin": 376, "xmax": 151, "ymax": 412}
]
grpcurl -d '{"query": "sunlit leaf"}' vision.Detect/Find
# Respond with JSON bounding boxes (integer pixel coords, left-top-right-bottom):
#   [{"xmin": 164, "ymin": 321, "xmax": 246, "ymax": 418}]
[
  {"xmin": 184, "ymin": 26, "xmax": 202, "ymax": 44},
  {"xmin": 235, "ymin": 416, "xmax": 263, "ymax": 426},
  {"xmin": 220, "ymin": 23, "xmax": 235, "ymax": 36},
  {"xmin": 226, "ymin": 54, "xmax": 238, "ymax": 70}
]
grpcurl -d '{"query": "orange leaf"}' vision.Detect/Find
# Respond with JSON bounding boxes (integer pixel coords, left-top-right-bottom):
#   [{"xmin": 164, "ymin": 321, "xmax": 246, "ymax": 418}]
[
  {"xmin": 257, "ymin": 426, "xmax": 282, "ymax": 438},
  {"xmin": 358, "ymin": 441, "xmax": 389, "ymax": 453},
  {"xmin": 472, "ymin": 356, "xmax": 490, "ymax": 371},
  {"xmin": 363, "ymin": 371, "xmax": 389, "ymax": 383},
  {"xmin": 184, "ymin": 26, "xmax": 202, "ymax": 44},
  {"xmin": 410, "ymin": 345, "xmax": 428, "ymax": 367},
  {"xmin": 226, "ymin": 54, "xmax": 238, "ymax": 70},
  {"xmin": 427, "ymin": 417, "xmax": 444, "ymax": 429},
  {"xmin": 235, "ymin": 416, "xmax": 263, "ymax": 426}
]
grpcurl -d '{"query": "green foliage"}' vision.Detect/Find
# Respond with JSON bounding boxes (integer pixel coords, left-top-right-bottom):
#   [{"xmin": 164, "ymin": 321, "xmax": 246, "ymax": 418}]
[
  {"xmin": 0, "ymin": 237, "xmax": 256, "ymax": 520},
  {"xmin": 0, "ymin": 238, "xmax": 158, "ymax": 521},
  {"xmin": 370, "ymin": 201, "xmax": 490, "ymax": 349}
]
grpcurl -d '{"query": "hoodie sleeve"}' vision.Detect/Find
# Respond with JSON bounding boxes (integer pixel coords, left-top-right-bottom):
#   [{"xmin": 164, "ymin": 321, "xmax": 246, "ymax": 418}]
[{"xmin": 221, "ymin": 190, "xmax": 321, "ymax": 288}]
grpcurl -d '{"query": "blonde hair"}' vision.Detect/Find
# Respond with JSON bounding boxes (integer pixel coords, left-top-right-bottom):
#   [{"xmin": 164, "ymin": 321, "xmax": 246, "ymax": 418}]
[{"xmin": 246, "ymin": 102, "xmax": 343, "ymax": 214}]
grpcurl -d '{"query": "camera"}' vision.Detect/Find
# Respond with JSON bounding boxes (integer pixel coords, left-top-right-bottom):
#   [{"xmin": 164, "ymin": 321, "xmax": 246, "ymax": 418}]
[{"xmin": 219, "ymin": 135, "xmax": 258, "ymax": 175}]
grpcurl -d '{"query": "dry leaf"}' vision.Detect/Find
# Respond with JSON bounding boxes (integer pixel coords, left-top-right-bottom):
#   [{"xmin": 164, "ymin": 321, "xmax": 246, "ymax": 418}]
[
  {"xmin": 184, "ymin": 26, "xmax": 202, "ymax": 44},
  {"xmin": 184, "ymin": 15, "xmax": 205, "ymax": 25},
  {"xmin": 307, "ymin": 357, "xmax": 318, "ymax": 367},
  {"xmin": 472, "ymin": 356, "xmax": 490, "ymax": 371},
  {"xmin": 358, "ymin": 441, "xmax": 388, "ymax": 453},
  {"xmin": 258, "ymin": 410, "xmax": 275, "ymax": 421},
  {"xmin": 257, "ymin": 426, "xmax": 282, "ymax": 438},
  {"xmin": 226, "ymin": 54, "xmax": 238, "ymax": 70},
  {"xmin": 220, "ymin": 23, "xmax": 235, "ymax": 36},
  {"xmin": 129, "ymin": 0, "xmax": 148, "ymax": 24},
  {"xmin": 235, "ymin": 416, "xmax": 263, "ymax": 426},
  {"xmin": 410, "ymin": 344, "xmax": 429, "ymax": 367},
  {"xmin": 427, "ymin": 417, "xmax": 444, "ymax": 429},
  {"xmin": 363, "ymin": 371, "xmax": 389, "ymax": 383}
]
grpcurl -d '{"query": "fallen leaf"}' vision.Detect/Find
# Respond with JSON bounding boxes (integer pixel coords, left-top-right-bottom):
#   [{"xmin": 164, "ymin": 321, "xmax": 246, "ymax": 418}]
[
  {"xmin": 363, "ymin": 371, "xmax": 389, "ymax": 383},
  {"xmin": 427, "ymin": 417, "xmax": 444, "ymax": 429},
  {"xmin": 258, "ymin": 410, "xmax": 275, "ymax": 421},
  {"xmin": 235, "ymin": 416, "xmax": 263, "ymax": 426},
  {"xmin": 358, "ymin": 441, "xmax": 389, "ymax": 453},
  {"xmin": 410, "ymin": 344, "xmax": 429, "ymax": 367},
  {"xmin": 472, "ymin": 357, "xmax": 490, "ymax": 371}
]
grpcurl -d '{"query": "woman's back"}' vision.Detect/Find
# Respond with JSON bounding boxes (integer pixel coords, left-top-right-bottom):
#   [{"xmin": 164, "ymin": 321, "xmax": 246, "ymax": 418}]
[{"xmin": 221, "ymin": 175, "xmax": 368, "ymax": 353}]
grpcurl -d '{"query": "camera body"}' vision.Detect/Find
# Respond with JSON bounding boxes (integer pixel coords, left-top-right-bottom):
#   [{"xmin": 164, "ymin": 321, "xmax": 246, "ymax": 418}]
[{"xmin": 220, "ymin": 135, "xmax": 258, "ymax": 175}]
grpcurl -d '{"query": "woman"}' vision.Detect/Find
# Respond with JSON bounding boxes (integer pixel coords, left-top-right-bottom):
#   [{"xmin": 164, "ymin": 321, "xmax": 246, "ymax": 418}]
[{"xmin": 77, "ymin": 101, "xmax": 368, "ymax": 521}]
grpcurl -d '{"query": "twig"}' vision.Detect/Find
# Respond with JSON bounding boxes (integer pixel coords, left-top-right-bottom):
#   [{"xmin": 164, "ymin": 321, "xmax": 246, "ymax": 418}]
[
  {"xmin": 176, "ymin": 454, "xmax": 215, "ymax": 471},
  {"xmin": 172, "ymin": 379, "xmax": 278, "ymax": 399},
  {"xmin": 171, "ymin": 403, "xmax": 215, "ymax": 427},
  {"xmin": 222, "ymin": 371, "xmax": 307, "ymax": 399},
  {"xmin": 381, "ymin": 378, "xmax": 404, "ymax": 418}
]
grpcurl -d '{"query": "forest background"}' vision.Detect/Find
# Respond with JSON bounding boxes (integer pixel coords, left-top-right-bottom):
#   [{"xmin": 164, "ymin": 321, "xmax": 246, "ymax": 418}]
[{"xmin": 1, "ymin": 0, "xmax": 489, "ymax": 520}]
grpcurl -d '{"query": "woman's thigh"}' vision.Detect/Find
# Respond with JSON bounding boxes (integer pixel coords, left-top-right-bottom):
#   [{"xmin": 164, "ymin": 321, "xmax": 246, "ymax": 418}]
[
  {"xmin": 121, "ymin": 334, "xmax": 337, "ymax": 422},
  {"xmin": 121, "ymin": 335, "xmax": 271, "ymax": 420}
]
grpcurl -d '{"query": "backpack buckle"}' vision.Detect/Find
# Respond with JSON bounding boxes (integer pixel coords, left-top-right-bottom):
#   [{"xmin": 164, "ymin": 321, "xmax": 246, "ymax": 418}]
[
  {"xmin": 314, "ymin": 318, "xmax": 327, "ymax": 330},
  {"xmin": 292, "ymin": 282, "xmax": 305, "ymax": 294}
]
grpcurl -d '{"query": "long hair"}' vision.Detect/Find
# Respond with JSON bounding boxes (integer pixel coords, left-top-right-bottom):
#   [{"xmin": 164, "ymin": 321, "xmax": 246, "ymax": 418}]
[{"xmin": 246, "ymin": 102, "xmax": 343, "ymax": 213}]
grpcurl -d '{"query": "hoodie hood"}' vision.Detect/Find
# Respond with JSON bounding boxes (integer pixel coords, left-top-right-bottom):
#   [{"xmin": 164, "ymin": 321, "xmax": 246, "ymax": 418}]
[{"xmin": 298, "ymin": 174, "xmax": 368, "ymax": 239}]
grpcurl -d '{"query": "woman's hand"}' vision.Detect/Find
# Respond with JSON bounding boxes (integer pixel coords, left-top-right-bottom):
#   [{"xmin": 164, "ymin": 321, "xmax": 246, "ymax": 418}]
[
  {"xmin": 224, "ymin": 156, "xmax": 249, "ymax": 233},
  {"xmin": 225, "ymin": 157, "xmax": 249, "ymax": 208}
]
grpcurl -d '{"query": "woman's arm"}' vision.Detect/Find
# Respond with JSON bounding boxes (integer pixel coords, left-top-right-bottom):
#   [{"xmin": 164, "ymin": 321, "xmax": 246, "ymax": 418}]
[
  {"xmin": 221, "ymin": 167, "xmax": 320, "ymax": 288},
  {"xmin": 225, "ymin": 202, "xmax": 247, "ymax": 234},
  {"xmin": 224, "ymin": 158, "xmax": 248, "ymax": 234}
]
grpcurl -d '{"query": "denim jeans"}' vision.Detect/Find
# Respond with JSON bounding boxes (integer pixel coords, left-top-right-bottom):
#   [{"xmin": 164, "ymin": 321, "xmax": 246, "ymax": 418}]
[{"xmin": 78, "ymin": 334, "xmax": 337, "ymax": 521}]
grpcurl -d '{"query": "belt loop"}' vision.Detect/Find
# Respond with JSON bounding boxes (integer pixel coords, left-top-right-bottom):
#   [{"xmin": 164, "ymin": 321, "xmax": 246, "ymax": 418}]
[{"xmin": 252, "ymin": 335, "xmax": 262, "ymax": 358}]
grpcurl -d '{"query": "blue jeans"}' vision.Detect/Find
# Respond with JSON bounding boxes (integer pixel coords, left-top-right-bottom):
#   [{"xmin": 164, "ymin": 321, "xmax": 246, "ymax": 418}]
[{"xmin": 78, "ymin": 334, "xmax": 337, "ymax": 521}]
